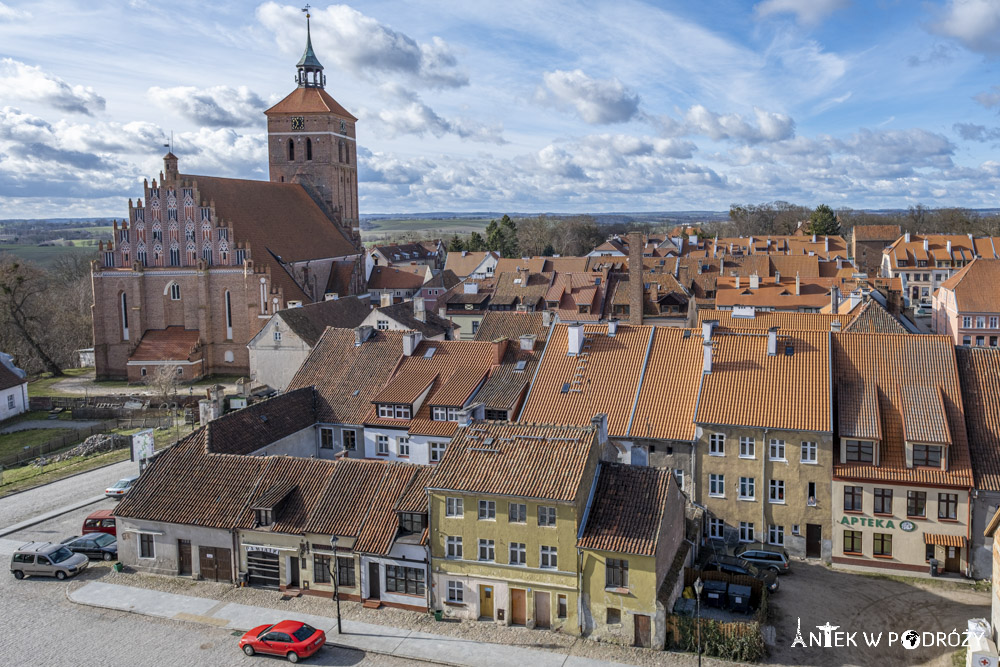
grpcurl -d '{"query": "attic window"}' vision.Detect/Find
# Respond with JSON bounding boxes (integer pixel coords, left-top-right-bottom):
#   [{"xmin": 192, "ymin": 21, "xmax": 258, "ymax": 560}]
[
  {"xmin": 260, "ymin": 415, "xmax": 269, "ymax": 422},
  {"xmin": 515, "ymin": 360, "xmax": 527, "ymax": 372},
  {"xmin": 784, "ymin": 345, "xmax": 794, "ymax": 356},
  {"xmin": 424, "ymin": 347, "xmax": 437, "ymax": 358},
  {"xmin": 514, "ymin": 278, "xmax": 522, "ymax": 285},
  {"xmin": 255, "ymin": 509, "xmax": 273, "ymax": 527},
  {"xmin": 561, "ymin": 382, "xmax": 571, "ymax": 394},
  {"xmin": 352, "ymin": 389, "xmax": 360, "ymax": 396}
]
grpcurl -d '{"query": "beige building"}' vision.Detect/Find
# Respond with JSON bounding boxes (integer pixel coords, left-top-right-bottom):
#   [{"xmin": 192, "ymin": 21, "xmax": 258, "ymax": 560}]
[{"xmin": 932, "ymin": 258, "xmax": 1000, "ymax": 347}]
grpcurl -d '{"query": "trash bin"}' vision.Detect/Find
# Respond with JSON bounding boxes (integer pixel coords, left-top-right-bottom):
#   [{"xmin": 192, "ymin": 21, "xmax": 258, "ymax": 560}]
[
  {"xmin": 434, "ymin": 610, "xmax": 443, "ymax": 622},
  {"xmin": 929, "ymin": 559, "xmax": 939, "ymax": 577},
  {"xmin": 727, "ymin": 584, "xmax": 752, "ymax": 614},
  {"xmin": 703, "ymin": 580, "xmax": 728, "ymax": 608},
  {"xmin": 113, "ymin": 562, "xmax": 124, "ymax": 573}
]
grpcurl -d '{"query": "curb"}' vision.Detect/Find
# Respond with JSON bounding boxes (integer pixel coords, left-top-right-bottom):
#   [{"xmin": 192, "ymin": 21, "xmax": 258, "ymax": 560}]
[
  {"xmin": 0, "ymin": 456, "xmax": 130, "ymax": 501},
  {"xmin": 0, "ymin": 495, "xmax": 107, "ymax": 537},
  {"xmin": 65, "ymin": 588, "xmax": 458, "ymax": 667}
]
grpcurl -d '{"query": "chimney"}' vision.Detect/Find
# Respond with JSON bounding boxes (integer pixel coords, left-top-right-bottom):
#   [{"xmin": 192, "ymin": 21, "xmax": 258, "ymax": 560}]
[
  {"xmin": 719, "ymin": 258, "xmax": 724, "ymax": 275},
  {"xmin": 703, "ymin": 340, "xmax": 713, "ymax": 374},
  {"xmin": 735, "ymin": 275, "xmax": 741, "ymax": 289},
  {"xmin": 519, "ymin": 334, "xmax": 536, "ymax": 351},
  {"xmin": 568, "ymin": 323, "xmax": 585, "ymax": 355},
  {"xmin": 627, "ymin": 231, "xmax": 643, "ymax": 325},
  {"xmin": 438, "ymin": 306, "xmax": 448, "ymax": 318},
  {"xmin": 458, "ymin": 402, "xmax": 484, "ymax": 427},
  {"xmin": 380, "ymin": 292, "xmax": 392, "ymax": 307},
  {"xmin": 904, "ymin": 232, "xmax": 911, "ymax": 243},
  {"xmin": 413, "ymin": 296, "xmax": 426, "ymax": 323},
  {"xmin": 673, "ymin": 260, "xmax": 679, "ymax": 278},
  {"xmin": 774, "ymin": 271, "xmax": 781, "ymax": 284},
  {"xmin": 831, "ymin": 319, "xmax": 842, "ymax": 332},
  {"xmin": 830, "ymin": 285, "xmax": 841, "ymax": 313},
  {"xmin": 824, "ymin": 236, "xmax": 830, "ymax": 253},
  {"xmin": 590, "ymin": 413, "xmax": 609, "ymax": 448},
  {"xmin": 923, "ymin": 238, "xmax": 929, "ymax": 252},
  {"xmin": 749, "ymin": 273, "xmax": 760, "ymax": 289},
  {"xmin": 462, "ymin": 250, "xmax": 468, "ymax": 257},
  {"xmin": 463, "ymin": 282, "xmax": 479, "ymax": 295},
  {"xmin": 795, "ymin": 272, "xmax": 801, "ymax": 296},
  {"xmin": 542, "ymin": 310, "xmax": 552, "ymax": 327},
  {"xmin": 812, "ymin": 233, "xmax": 817, "ymax": 243},
  {"xmin": 946, "ymin": 240, "xmax": 952, "ymax": 254},
  {"xmin": 608, "ymin": 319, "xmax": 619, "ymax": 337},
  {"xmin": 403, "ymin": 330, "xmax": 423, "ymax": 356},
  {"xmin": 702, "ymin": 319, "xmax": 717, "ymax": 342},
  {"xmin": 354, "ymin": 325, "xmax": 374, "ymax": 346},
  {"xmin": 767, "ymin": 326, "xmax": 779, "ymax": 356},
  {"xmin": 493, "ymin": 339, "xmax": 508, "ymax": 365}
]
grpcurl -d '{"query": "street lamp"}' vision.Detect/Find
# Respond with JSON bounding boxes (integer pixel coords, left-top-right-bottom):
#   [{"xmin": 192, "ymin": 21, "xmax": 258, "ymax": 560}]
[
  {"xmin": 693, "ymin": 576, "xmax": 704, "ymax": 667},
  {"xmin": 329, "ymin": 536, "xmax": 342, "ymax": 635}
]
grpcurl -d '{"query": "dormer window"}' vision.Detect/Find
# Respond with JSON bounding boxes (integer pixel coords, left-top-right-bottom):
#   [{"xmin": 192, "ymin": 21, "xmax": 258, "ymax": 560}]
[
  {"xmin": 377, "ymin": 404, "xmax": 411, "ymax": 419},
  {"xmin": 844, "ymin": 439, "xmax": 874, "ymax": 463},
  {"xmin": 432, "ymin": 407, "xmax": 461, "ymax": 422},
  {"xmin": 255, "ymin": 509, "xmax": 273, "ymax": 527},
  {"xmin": 912, "ymin": 445, "xmax": 942, "ymax": 467},
  {"xmin": 398, "ymin": 513, "xmax": 426, "ymax": 535}
]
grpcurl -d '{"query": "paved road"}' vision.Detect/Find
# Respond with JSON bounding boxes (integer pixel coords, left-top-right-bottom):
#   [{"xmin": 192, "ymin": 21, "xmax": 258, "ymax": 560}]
[
  {"xmin": 0, "ymin": 458, "xmax": 139, "ymax": 529},
  {"xmin": 0, "ymin": 419, "xmax": 101, "ymax": 434}
]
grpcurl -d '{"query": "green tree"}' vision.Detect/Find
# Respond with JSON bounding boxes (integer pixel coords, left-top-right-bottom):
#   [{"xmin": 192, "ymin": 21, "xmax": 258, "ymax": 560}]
[
  {"xmin": 447, "ymin": 234, "xmax": 464, "ymax": 252},
  {"xmin": 807, "ymin": 204, "xmax": 840, "ymax": 236},
  {"xmin": 466, "ymin": 232, "xmax": 487, "ymax": 252},
  {"xmin": 541, "ymin": 243, "xmax": 555, "ymax": 257},
  {"xmin": 485, "ymin": 214, "xmax": 520, "ymax": 258}
]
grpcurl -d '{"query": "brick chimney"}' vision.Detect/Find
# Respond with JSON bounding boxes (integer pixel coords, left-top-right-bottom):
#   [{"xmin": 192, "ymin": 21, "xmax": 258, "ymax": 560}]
[
  {"xmin": 413, "ymin": 296, "xmax": 426, "ymax": 323},
  {"xmin": 627, "ymin": 231, "xmax": 643, "ymax": 325}
]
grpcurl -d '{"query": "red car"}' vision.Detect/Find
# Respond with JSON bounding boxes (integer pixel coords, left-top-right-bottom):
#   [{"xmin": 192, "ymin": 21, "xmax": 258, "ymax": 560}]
[
  {"xmin": 82, "ymin": 510, "xmax": 117, "ymax": 537},
  {"xmin": 239, "ymin": 620, "xmax": 325, "ymax": 663}
]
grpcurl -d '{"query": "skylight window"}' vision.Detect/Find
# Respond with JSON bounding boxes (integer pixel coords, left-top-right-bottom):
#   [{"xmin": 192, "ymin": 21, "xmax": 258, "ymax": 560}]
[
  {"xmin": 424, "ymin": 347, "xmax": 437, "ymax": 358},
  {"xmin": 515, "ymin": 360, "xmax": 527, "ymax": 372},
  {"xmin": 560, "ymin": 382, "xmax": 571, "ymax": 394}
]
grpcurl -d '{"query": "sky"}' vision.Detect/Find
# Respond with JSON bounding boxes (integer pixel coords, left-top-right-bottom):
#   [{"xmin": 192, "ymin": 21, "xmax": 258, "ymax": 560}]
[{"xmin": 2, "ymin": 0, "xmax": 1000, "ymax": 219}]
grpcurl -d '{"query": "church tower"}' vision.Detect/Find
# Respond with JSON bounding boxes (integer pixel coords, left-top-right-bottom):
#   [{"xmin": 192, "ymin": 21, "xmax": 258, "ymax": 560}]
[{"xmin": 264, "ymin": 8, "xmax": 360, "ymax": 247}]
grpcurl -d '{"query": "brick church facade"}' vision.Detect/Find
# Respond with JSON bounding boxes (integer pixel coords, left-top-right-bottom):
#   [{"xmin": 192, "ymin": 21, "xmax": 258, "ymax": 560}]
[{"xmin": 92, "ymin": 17, "xmax": 365, "ymax": 381}]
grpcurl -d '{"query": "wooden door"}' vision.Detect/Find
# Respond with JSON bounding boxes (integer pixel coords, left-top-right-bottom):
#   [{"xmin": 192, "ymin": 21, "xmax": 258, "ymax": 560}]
[
  {"xmin": 479, "ymin": 585, "xmax": 494, "ymax": 620},
  {"xmin": 945, "ymin": 545, "xmax": 960, "ymax": 573},
  {"xmin": 510, "ymin": 588, "xmax": 526, "ymax": 625},
  {"xmin": 534, "ymin": 591, "xmax": 550, "ymax": 629},
  {"xmin": 178, "ymin": 540, "xmax": 192, "ymax": 576},
  {"xmin": 214, "ymin": 547, "xmax": 232, "ymax": 582},
  {"xmin": 289, "ymin": 556, "xmax": 300, "ymax": 587},
  {"xmin": 806, "ymin": 524, "xmax": 822, "ymax": 559},
  {"xmin": 199, "ymin": 547, "xmax": 217, "ymax": 581},
  {"xmin": 634, "ymin": 614, "xmax": 651, "ymax": 648},
  {"xmin": 368, "ymin": 561, "xmax": 381, "ymax": 599}
]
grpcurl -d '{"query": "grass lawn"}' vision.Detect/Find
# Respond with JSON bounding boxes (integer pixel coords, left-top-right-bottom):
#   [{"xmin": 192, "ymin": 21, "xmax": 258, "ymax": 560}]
[
  {"xmin": 1, "ymin": 410, "xmax": 72, "ymax": 427},
  {"xmin": 0, "ymin": 428, "xmax": 75, "ymax": 459},
  {"xmin": 362, "ymin": 217, "xmax": 490, "ymax": 240},
  {"xmin": 0, "ymin": 448, "xmax": 131, "ymax": 497},
  {"xmin": 0, "ymin": 243, "xmax": 98, "ymax": 268},
  {"xmin": 28, "ymin": 367, "xmax": 92, "ymax": 398}
]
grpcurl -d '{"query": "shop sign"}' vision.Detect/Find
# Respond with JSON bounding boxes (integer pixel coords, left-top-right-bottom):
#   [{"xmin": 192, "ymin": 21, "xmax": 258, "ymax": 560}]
[{"xmin": 838, "ymin": 515, "xmax": 917, "ymax": 532}]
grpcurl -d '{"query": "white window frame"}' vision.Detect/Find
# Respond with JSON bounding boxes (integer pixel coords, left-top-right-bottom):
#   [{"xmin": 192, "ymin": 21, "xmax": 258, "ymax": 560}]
[
  {"xmin": 446, "ymin": 536, "xmax": 462, "ymax": 559},
  {"xmin": 6, "ymin": 394, "xmax": 15, "ymax": 410},
  {"xmin": 393, "ymin": 405, "xmax": 411, "ymax": 419},
  {"xmin": 478, "ymin": 500, "xmax": 496, "ymax": 521},
  {"xmin": 739, "ymin": 476, "xmax": 755, "ymax": 501},
  {"xmin": 708, "ymin": 517, "xmax": 724, "ymax": 539},
  {"xmin": 509, "ymin": 542, "xmax": 526, "ymax": 566},
  {"xmin": 378, "ymin": 405, "xmax": 394, "ymax": 418},
  {"xmin": 977, "ymin": 316, "xmax": 987, "ymax": 329},
  {"xmin": 739, "ymin": 521, "xmax": 754, "ymax": 543},
  {"xmin": 376, "ymin": 319, "xmax": 389, "ymax": 331},
  {"xmin": 673, "ymin": 469, "xmax": 684, "ymax": 491},
  {"xmin": 432, "ymin": 407, "xmax": 447, "ymax": 421},
  {"xmin": 963, "ymin": 316, "xmax": 973, "ymax": 328},
  {"xmin": 769, "ymin": 439, "xmax": 786, "ymax": 461},
  {"xmin": 538, "ymin": 505, "xmax": 557, "ymax": 527},
  {"xmin": 739, "ymin": 436, "xmax": 755, "ymax": 459},
  {"xmin": 430, "ymin": 441, "xmax": 446, "ymax": 462},
  {"xmin": 709, "ymin": 473, "xmax": 724, "ymax": 498},
  {"xmin": 769, "ymin": 479, "xmax": 785, "ymax": 504},
  {"xmin": 343, "ymin": 429, "xmax": 356, "ymax": 451},
  {"xmin": 447, "ymin": 580, "xmax": 464, "ymax": 602},
  {"xmin": 445, "ymin": 497, "xmax": 463, "ymax": 517},
  {"xmin": 397, "ymin": 437, "xmax": 410, "ymax": 457},
  {"xmin": 991, "ymin": 316, "xmax": 999, "ymax": 329},
  {"xmin": 801, "ymin": 441, "xmax": 818, "ymax": 464},
  {"xmin": 709, "ymin": 433, "xmax": 725, "ymax": 456},
  {"xmin": 478, "ymin": 539, "xmax": 495, "ymax": 562},
  {"xmin": 768, "ymin": 525, "xmax": 785, "ymax": 546},
  {"xmin": 540, "ymin": 545, "xmax": 557, "ymax": 569},
  {"xmin": 376, "ymin": 435, "xmax": 389, "ymax": 455}
]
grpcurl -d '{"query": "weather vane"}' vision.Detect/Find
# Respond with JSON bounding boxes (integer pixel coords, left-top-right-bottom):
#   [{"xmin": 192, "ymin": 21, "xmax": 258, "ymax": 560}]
[{"xmin": 302, "ymin": 4, "xmax": 310, "ymax": 18}]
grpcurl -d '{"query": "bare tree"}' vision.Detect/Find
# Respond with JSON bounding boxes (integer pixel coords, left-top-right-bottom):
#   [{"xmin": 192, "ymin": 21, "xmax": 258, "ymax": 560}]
[
  {"xmin": 144, "ymin": 364, "xmax": 182, "ymax": 403},
  {"xmin": 0, "ymin": 258, "xmax": 64, "ymax": 376}
]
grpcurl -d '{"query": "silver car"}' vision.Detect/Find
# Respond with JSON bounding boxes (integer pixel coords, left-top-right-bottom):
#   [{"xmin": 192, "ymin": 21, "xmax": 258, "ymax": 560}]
[
  {"xmin": 105, "ymin": 476, "xmax": 139, "ymax": 499},
  {"xmin": 10, "ymin": 542, "xmax": 89, "ymax": 580}
]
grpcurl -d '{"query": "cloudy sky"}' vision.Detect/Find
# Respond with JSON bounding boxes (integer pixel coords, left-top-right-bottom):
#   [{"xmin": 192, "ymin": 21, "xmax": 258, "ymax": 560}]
[{"xmin": 2, "ymin": 0, "xmax": 1000, "ymax": 219}]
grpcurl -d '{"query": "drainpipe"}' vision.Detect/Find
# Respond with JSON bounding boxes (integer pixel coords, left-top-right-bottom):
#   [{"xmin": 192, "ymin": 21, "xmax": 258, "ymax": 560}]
[
  {"xmin": 761, "ymin": 428, "xmax": 769, "ymax": 545},
  {"xmin": 426, "ymin": 488, "xmax": 434, "ymax": 612},
  {"xmin": 231, "ymin": 528, "xmax": 240, "ymax": 585},
  {"xmin": 577, "ymin": 548, "xmax": 584, "ymax": 635}
]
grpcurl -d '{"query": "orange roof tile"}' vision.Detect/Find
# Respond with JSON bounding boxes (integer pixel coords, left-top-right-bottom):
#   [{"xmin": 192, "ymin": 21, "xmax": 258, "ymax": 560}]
[
  {"xmin": 714, "ymin": 276, "xmax": 840, "ymax": 310},
  {"xmin": 578, "ymin": 463, "xmax": 676, "ymax": 556},
  {"xmin": 852, "ymin": 225, "xmax": 901, "ymax": 242},
  {"xmin": 264, "ymin": 86, "xmax": 357, "ymax": 119},
  {"xmin": 899, "ymin": 385, "xmax": 951, "ymax": 445},
  {"xmin": 428, "ymin": 421, "xmax": 597, "ymax": 501},
  {"xmin": 696, "ymin": 330, "xmax": 831, "ymax": 432},
  {"xmin": 518, "ymin": 323, "xmax": 653, "ymax": 435},
  {"xmin": 473, "ymin": 311, "xmax": 550, "ymax": 343},
  {"xmin": 938, "ymin": 259, "xmax": 1000, "ymax": 312},
  {"xmin": 354, "ymin": 463, "xmax": 424, "ymax": 555},
  {"xmin": 305, "ymin": 459, "xmax": 394, "ymax": 536},
  {"xmin": 884, "ymin": 234, "xmax": 1000, "ymax": 271},
  {"xmin": 841, "ymin": 299, "xmax": 907, "ymax": 333},
  {"xmin": 367, "ymin": 265, "xmax": 429, "ymax": 290},
  {"xmin": 832, "ymin": 333, "xmax": 972, "ymax": 487},
  {"xmin": 956, "ymin": 347, "xmax": 1000, "ymax": 491},
  {"xmin": 697, "ymin": 309, "xmax": 849, "ymax": 332},
  {"xmin": 372, "ymin": 368, "xmax": 437, "ymax": 405},
  {"xmin": 129, "ymin": 327, "xmax": 200, "ymax": 362},
  {"xmin": 628, "ymin": 328, "xmax": 703, "ymax": 441}
]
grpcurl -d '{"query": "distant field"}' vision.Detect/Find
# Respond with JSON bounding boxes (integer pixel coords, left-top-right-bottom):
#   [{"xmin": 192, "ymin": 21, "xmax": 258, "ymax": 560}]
[
  {"xmin": 362, "ymin": 217, "xmax": 490, "ymax": 240},
  {"xmin": 0, "ymin": 243, "xmax": 99, "ymax": 267}
]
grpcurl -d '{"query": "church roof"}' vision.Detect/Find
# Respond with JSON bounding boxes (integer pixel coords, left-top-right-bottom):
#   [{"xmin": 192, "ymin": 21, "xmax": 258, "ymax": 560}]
[{"xmin": 265, "ymin": 87, "xmax": 357, "ymax": 120}]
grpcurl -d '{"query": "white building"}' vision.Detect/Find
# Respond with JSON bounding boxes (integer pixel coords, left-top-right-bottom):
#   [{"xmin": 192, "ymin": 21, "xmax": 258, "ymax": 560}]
[{"xmin": 0, "ymin": 353, "xmax": 28, "ymax": 422}]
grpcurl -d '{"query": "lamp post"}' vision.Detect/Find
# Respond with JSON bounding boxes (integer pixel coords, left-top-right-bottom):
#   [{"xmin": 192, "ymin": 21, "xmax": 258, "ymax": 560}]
[
  {"xmin": 693, "ymin": 576, "xmax": 703, "ymax": 667},
  {"xmin": 329, "ymin": 536, "xmax": 342, "ymax": 635}
]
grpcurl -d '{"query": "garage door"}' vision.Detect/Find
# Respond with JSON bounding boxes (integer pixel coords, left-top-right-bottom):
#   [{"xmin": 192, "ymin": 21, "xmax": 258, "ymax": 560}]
[
  {"xmin": 199, "ymin": 546, "xmax": 232, "ymax": 582},
  {"xmin": 246, "ymin": 550, "xmax": 280, "ymax": 589}
]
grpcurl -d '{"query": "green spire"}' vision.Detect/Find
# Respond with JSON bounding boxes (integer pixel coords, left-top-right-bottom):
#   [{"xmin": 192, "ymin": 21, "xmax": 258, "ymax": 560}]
[{"xmin": 296, "ymin": 7, "xmax": 325, "ymax": 88}]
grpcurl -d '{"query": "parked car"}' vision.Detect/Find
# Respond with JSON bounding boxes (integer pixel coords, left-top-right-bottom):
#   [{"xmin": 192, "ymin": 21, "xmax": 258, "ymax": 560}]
[
  {"xmin": 82, "ymin": 509, "xmax": 117, "ymax": 537},
  {"xmin": 702, "ymin": 554, "xmax": 779, "ymax": 593},
  {"xmin": 61, "ymin": 533, "xmax": 118, "ymax": 561},
  {"xmin": 734, "ymin": 544, "xmax": 791, "ymax": 574},
  {"xmin": 105, "ymin": 476, "xmax": 139, "ymax": 499},
  {"xmin": 239, "ymin": 621, "xmax": 325, "ymax": 663},
  {"xmin": 10, "ymin": 542, "xmax": 89, "ymax": 580}
]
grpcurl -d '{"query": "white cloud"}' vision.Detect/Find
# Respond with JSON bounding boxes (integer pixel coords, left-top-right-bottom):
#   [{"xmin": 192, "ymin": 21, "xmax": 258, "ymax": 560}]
[
  {"xmin": 537, "ymin": 69, "xmax": 640, "ymax": 124},
  {"xmin": 0, "ymin": 59, "xmax": 105, "ymax": 115},
  {"xmin": 754, "ymin": 0, "xmax": 849, "ymax": 27},
  {"xmin": 0, "ymin": 2, "xmax": 29, "ymax": 22},
  {"xmin": 147, "ymin": 85, "xmax": 269, "ymax": 128},
  {"xmin": 362, "ymin": 84, "xmax": 505, "ymax": 144},
  {"xmin": 954, "ymin": 122, "xmax": 1000, "ymax": 142},
  {"xmin": 930, "ymin": 0, "xmax": 1000, "ymax": 55},
  {"xmin": 663, "ymin": 105, "xmax": 796, "ymax": 144},
  {"xmin": 974, "ymin": 85, "xmax": 1000, "ymax": 109},
  {"xmin": 256, "ymin": 2, "xmax": 467, "ymax": 88}
]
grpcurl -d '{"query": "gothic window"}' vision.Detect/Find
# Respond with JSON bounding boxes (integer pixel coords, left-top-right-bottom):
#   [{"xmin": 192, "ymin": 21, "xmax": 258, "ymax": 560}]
[
  {"xmin": 338, "ymin": 140, "xmax": 344, "ymax": 163},
  {"xmin": 104, "ymin": 251, "xmax": 115, "ymax": 267},
  {"xmin": 152, "ymin": 224, "xmax": 162, "ymax": 242},
  {"xmin": 201, "ymin": 223, "xmax": 211, "ymax": 241},
  {"xmin": 120, "ymin": 292, "xmax": 129, "ymax": 341},
  {"xmin": 186, "ymin": 242, "xmax": 197, "ymax": 263},
  {"xmin": 217, "ymin": 228, "xmax": 228, "ymax": 241},
  {"xmin": 288, "ymin": 138, "xmax": 295, "ymax": 161},
  {"xmin": 119, "ymin": 228, "xmax": 129, "ymax": 243},
  {"xmin": 224, "ymin": 291, "xmax": 233, "ymax": 339},
  {"xmin": 202, "ymin": 247, "xmax": 212, "ymax": 265},
  {"xmin": 167, "ymin": 208, "xmax": 177, "ymax": 221},
  {"xmin": 306, "ymin": 137, "xmax": 312, "ymax": 161},
  {"xmin": 153, "ymin": 244, "xmax": 162, "ymax": 266},
  {"xmin": 134, "ymin": 208, "xmax": 144, "ymax": 222},
  {"xmin": 122, "ymin": 251, "xmax": 129, "ymax": 265},
  {"xmin": 169, "ymin": 245, "xmax": 180, "ymax": 267},
  {"xmin": 201, "ymin": 207, "xmax": 211, "ymax": 221},
  {"xmin": 166, "ymin": 190, "xmax": 176, "ymax": 206},
  {"xmin": 136, "ymin": 243, "xmax": 147, "ymax": 267},
  {"xmin": 235, "ymin": 249, "xmax": 246, "ymax": 265},
  {"xmin": 344, "ymin": 143, "xmax": 349, "ymax": 164}
]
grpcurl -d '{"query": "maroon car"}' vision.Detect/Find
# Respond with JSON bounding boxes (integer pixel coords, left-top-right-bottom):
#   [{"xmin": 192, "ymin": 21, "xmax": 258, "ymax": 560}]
[
  {"xmin": 238, "ymin": 620, "xmax": 325, "ymax": 663},
  {"xmin": 81, "ymin": 510, "xmax": 116, "ymax": 537}
]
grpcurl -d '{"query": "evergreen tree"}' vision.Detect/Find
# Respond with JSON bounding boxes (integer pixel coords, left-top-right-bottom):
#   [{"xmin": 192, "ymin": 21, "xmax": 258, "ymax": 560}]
[
  {"xmin": 466, "ymin": 232, "xmax": 487, "ymax": 252},
  {"xmin": 447, "ymin": 234, "xmax": 464, "ymax": 252},
  {"xmin": 807, "ymin": 204, "xmax": 840, "ymax": 236}
]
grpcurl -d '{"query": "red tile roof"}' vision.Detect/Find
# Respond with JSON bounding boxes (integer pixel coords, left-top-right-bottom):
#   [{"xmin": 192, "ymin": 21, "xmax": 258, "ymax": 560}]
[
  {"xmin": 444, "ymin": 251, "xmax": 497, "ymax": 278},
  {"xmin": 265, "ymin": 86, "xmax": 357, "ymax": 119},
  {"xmin": 899, "ymin": 385, "xmax": 952, "ymax": 446},
  {"xmin": 884, "ymin": 234, "xmax": 1000, "ymax": 271},
  {"xmin": 578, "ymin": 463, "xmax": 676, "ymax": 556},
  {"xmin": 428, "ymin": 421, "xmax": 598, "ymax": 501},
  {"xmin": 832, "ymin": 333, "xmax": 972, "ymax": 487},
  {"xmin": 852, "ymin": 225, "xmax": 901, "ymax": 242},
  {"xmin": 956, "ymin": 347, "xmax": 1000, "ymax": 491},
  {"xmin": 354, "ymin": 463, "xmax": 422, "ymax": 555},
  {"xmin": 129, "ymin": 327, "xmax": 200, "ymax": 362},
  {"xmin": 938, "ymin": 259, "xmax": 1000, "ymax": 312},
  {"xmin": 628, "ymin": 328, "xmax": 704, "ymax": 441},
  {"xmin": 205, "ymin": 387, "xmax": 316, "ymax": 456},
  {"xmin": 841, "ymin": 299, "xmax": 907, "ymax": 333},
  {"xmin": 368, "ymin": 265, "xmax": 429, "ymax": 290},
  {"xmin": 697, "ymin": 309, "xmax": 849, "ymax": 332},
  {"xmin": 473, "ymin": 311, "xmax": 550, "ymax": 343}
]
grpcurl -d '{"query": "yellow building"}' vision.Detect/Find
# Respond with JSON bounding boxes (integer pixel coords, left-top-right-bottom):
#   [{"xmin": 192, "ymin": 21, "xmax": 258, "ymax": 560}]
[
  {"xmin": 578, "ymin": 463, "xmax": 686, "ymax": 648},
  {"xmin": 428, "ymin": 419, "xmax": 604, "ymax": 632}
]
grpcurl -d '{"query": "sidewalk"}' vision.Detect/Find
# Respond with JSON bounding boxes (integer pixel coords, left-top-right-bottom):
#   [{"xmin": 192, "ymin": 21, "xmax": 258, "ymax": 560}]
[
  {"xmin": 0, "ymin": 494, "xmax": 105, "ymax": 537},
  {"xmin": 68, "ymin": 581, "xmax": 635, "ymax": 667}
]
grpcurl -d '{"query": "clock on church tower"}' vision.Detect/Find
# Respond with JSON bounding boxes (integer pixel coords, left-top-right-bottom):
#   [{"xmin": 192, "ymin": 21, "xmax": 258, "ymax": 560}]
[{"xmin": 291, "ymin": 116, "xmax": 304, "ymax": 131}]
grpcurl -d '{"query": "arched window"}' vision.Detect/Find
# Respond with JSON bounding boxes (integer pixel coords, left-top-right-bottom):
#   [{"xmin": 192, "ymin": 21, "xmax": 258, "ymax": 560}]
[
  {"xmin": 338, "ymin": 141, "xmax": 344, "ymax": 163},
  {"xmin": 306, "ymin": 138, "xmax": 312, "ymax": 161},
  {"xmin": 288, "ymin": 139, "xmax": 295, "ymax": 161},
  {"xmin": 120, "ymin": 292, "xmax": 129, "ymax": 341},
  {"xmin": 224, "ymin": 290, "xmax": 233, "ymax": 340},
  {"xmin": 344, "ymin": 143, "xmax": 349, "ymax": 164},
  {"xmin": 166, "ymin": 282, "xmax": 181, "ymax": 300}
]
